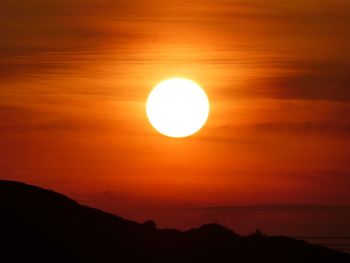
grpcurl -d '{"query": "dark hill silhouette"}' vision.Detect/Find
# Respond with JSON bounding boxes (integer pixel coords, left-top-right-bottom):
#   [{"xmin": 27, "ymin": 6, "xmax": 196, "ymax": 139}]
[{"xmin": 0, "ymin": 180, "xmax": 349, "ymax": 262}]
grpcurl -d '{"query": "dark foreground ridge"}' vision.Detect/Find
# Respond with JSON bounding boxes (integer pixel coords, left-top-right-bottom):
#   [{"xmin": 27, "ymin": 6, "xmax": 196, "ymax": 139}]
[{"xmin": 0, "ymin": 180, "xmax": 349, "ymax": 262}]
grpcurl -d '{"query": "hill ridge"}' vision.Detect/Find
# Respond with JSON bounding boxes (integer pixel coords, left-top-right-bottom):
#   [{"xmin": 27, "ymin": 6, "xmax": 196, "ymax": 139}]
[{"xmin": 0, "ymin": 180, "xmax": 349, "ymax": 262}]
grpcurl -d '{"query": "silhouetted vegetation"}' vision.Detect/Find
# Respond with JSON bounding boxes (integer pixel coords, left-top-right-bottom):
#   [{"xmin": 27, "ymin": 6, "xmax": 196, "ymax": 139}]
[
  {"xmin": 0, "ymin": 180, "xmax": 349, "ymax": 262},
  {"xmin": 250, "ymin": 228, "xmax": 266, "ymax": 238},
  {"xmin": 144, "ymin": 219, "xmax": 157, "ymax": 229}
]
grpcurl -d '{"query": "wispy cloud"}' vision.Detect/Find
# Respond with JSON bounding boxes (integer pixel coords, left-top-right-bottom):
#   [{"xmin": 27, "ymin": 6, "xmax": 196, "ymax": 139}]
[
  {"xmin": 196, "ymin": 204, "xmax": 350, "ymax": 213},
  {"xmin": 1, "ymin": 0, "xmax": 350, "ymax": 102}
]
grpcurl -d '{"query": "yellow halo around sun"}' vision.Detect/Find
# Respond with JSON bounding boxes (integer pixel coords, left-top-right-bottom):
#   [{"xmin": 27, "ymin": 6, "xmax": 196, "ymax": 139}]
[{"xmin": 146, "ymin": 78, "xmax": 210, "ymax": 138}]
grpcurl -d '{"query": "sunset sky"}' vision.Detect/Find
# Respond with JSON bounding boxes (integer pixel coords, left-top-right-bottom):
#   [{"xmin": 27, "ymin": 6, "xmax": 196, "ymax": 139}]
[{"xmin": 1, "ymin": 0, "xmax": 350, "ymax": 238}]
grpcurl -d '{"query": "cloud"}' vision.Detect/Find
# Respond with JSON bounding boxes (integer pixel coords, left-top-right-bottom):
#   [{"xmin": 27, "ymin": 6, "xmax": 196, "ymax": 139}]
[
  {"xmin": 252, "ymin": 121, "xmax": 350, "ymax": 135},
  {"xmin": 253, "ymin": 61, "xmax": 350, "ymax": 101},
  {"xmin": 0, "ymin": 0, "xmax": 145, "ymax": 80},
  {"xmin": 0, "ymin": 104, "xmax": 114, "ymax": 134},
  {"xmin": 1, "ymin": 0, "xmax": 350, "ymax": 102},
  {"xmin": 196, "ymin": 204, "xmax": 350, "ymax": 213}
]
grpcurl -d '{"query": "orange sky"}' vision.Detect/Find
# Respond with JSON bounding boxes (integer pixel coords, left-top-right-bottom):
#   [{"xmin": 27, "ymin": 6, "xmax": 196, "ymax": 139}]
[{"xmin": 1, "ymin": 0, "xmax": 350, "ymax": 235}]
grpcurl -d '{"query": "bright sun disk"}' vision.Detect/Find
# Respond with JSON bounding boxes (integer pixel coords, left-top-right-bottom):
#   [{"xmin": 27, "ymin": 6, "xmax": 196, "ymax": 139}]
[{"xmin": 146, "ymin": 78, "xmax": 210, "ymax": 138}]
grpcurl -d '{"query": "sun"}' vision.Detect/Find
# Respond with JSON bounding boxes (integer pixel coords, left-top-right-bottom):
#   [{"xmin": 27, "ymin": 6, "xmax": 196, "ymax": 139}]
[{"xmin": 146, "ymin": 78, "xmax": 210, "ymax": 138}]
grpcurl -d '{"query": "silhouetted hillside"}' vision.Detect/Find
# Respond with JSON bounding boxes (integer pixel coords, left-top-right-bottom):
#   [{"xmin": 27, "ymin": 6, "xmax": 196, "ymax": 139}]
[{"xmin": 0, "ymin": 180, "xmax": 349, "ymax": 262}]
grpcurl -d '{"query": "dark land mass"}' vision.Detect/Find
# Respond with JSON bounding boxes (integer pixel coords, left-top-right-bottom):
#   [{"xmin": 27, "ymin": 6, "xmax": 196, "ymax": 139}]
[{"xmin": 0, "ymin": 180, "xmax": 349, "ymax": 262}]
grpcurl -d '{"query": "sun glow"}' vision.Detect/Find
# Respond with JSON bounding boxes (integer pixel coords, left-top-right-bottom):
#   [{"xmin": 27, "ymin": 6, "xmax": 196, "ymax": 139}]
[{"xmin": 146, "ymin": 78, "xmax": 210, "ymax": 138}]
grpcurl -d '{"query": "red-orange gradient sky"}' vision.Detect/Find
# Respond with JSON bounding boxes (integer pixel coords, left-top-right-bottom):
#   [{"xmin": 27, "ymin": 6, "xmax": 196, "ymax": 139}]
[{"xmin": 1, "ymin": 0, "xmax": 350, "ymax": 236}]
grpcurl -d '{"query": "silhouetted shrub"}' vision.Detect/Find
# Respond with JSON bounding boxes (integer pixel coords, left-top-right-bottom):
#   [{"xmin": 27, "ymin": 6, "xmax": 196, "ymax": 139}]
[
  {"xmin": 143, "ymin": 220, "xmax": 156, "ymax": 229},
  {"xmin": 250, "ymin": 228, "xmax": 266, "ymax": 237}
]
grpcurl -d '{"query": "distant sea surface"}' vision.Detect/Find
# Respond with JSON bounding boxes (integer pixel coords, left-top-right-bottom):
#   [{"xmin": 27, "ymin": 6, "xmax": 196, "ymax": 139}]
[{"xmin": 297, "ymin": 237, "xmax": 350, "ymax": 254}]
